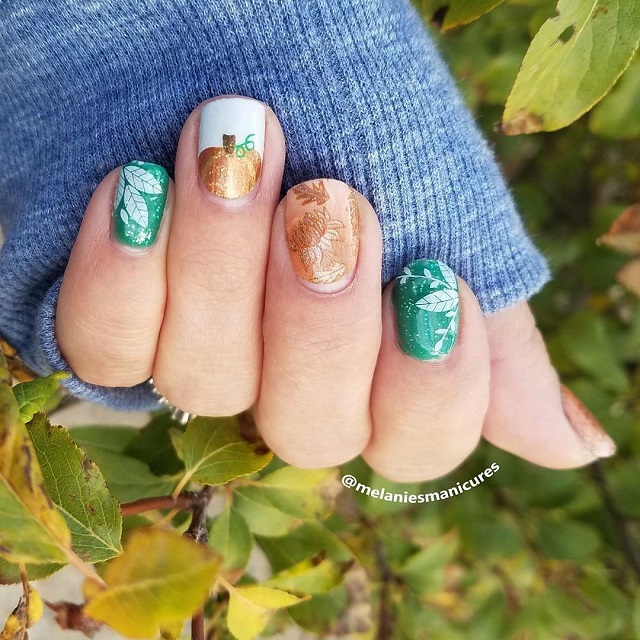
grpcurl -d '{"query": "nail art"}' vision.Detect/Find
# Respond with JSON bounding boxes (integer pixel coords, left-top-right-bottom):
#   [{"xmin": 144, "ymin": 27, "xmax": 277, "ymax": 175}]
[
  {"xmin": 561, "ymin": 385, "xmax": 617, "ymax": 459},
  {"xmin": 198, "ymin": 98, "xmax": 265, "ymax": 199},
  {"xmin": 285, "ymin": 180, "xmax": 360, "ymax": 291},
  {"xmin": 392, "ymin": 259, "xmax": 460, "ymax": 360},
  {"xmin": 112, "ymin": 161, "xmax": 169, "ymax": 248}
]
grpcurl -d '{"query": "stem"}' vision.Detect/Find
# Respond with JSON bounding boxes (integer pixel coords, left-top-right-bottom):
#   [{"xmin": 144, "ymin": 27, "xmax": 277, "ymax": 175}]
[
  {"xmin": 172, "ymin": 473, "xmax": 192, "ymax": 499},
  {"xmin": 186, "ymin": 486, "xmax": 216, "ymax": 640},
  {"xmin": 64, "ymin": 549, "xmax": 107, "ymax": 588},
  {"xmin": 191, "ymin": 609, "xmax": 205, "ymax": 640},
  {"xmin": 374, "ymin": 537, "xmax": 394, "ymax": 640},
  {"xmin": 153, "ymin": 507, "xmax": 181, "ymax": 528},
  {"xmin": 120, "ymin": 493, "xmax": 196, "ymax": 516},
  {"xmin": 19, "ymin": 563, "xmax": 28, "ymax": 594}
]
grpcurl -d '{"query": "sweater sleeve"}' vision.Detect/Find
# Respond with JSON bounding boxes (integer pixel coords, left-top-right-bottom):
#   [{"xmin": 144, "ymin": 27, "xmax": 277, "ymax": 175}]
[{"xmin": 0, "ymin": 0, "xmax": 549, "ymax": 410}]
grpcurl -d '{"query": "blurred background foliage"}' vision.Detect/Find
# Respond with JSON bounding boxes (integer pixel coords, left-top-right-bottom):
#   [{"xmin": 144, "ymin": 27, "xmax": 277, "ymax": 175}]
[
  {"xmin": 347, "ymin": 0, "xmax": 640, "ymax": 637},
  {"xmin": 2, "ymin": 2, "xmax": 639, "ymax": 639}
]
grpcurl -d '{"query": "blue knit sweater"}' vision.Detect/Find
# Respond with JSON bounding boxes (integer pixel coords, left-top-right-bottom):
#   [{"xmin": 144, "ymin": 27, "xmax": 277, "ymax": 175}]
[{"xmin": 0, "ymin": 0, "xmax": 549, "ymax": 410}]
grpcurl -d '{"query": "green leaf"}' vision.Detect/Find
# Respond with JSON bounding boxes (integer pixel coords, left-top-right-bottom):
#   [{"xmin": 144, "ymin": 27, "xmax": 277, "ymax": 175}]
[
  {"xmin": 69, "ymin": 432, "xmax": 177, "ymax": 504},
  {"xmin": 608, "ymin": 461, "xmax": 640, "ymax": 517},
  {"xmin": 27, "ymin": 413, "xmax": 122, "ymax": 564},
  {"xmin": 264, "ymin": 556, "xmax": 344, "ymax": 595},
  {"xmin": 544, "ymin": 575, "xmax": 628, "ymax": 638},
  {"xmin": 208, "ymin": 506, "xmax": 252, "ymax": 572},
  {"xmin": 176, "ymin": 416, "xmax": 272, "ymax": 490},
  {"xmin": 0, "ymin": 353, "xmax": 71, "ymax": 564},
  {"xmin": 84, "ymin": 528, "xmax": 219, "ymax": 638},
  {"xmin": 12, "ymin": 373, "xmax": 69, "ymax": 423},
  {"xmin": 0, "ymin": 558, "xmax": 63, "ymax": 585},
  {"xmin": 502, "ymin": 0, "xmax": 640, "ymax": 133},
  {"xmin": 233, "ymin": 493, "xmax": 301, "ymax": 537},
  {"xmin": 440, "ymin": 0, "xmax": 506, "ymax": 30},
  {"xmin": 70, "ymin": 425, "xmax": 138, "ymax": 453},
  {"xmin": 226, "ymin": 585, "xmax": 308, "ymax": 640},
  {"xmin": 257, "ymin": 522, "xmax": 352, "ymax": 573},
  {"xmin": 590, "ymin": 58, "xmax": 640, "ymax": 139},
  {"xmin": 536, "ymin": 519, "xmax": 600, "ymax": 563},
  {"xmin": 400, "ymin": 533, "xmax": 458, "ymax": 595},
  {"xmin": 287, "ymin": 585, "xmax": 350, "ymax": 635},
  {"xmin": 557, "ymin": 311, "xmax": 629, "ymax": 393},
  {"xmin": 233, "ymin": 467, "xmax": 341, "ymax": 537},
  {"xmin": 633, "ymin": 588, "xmax": 640, "ymax": 639},
  {"xmin": 123, "ymin": 413, "xmax": 185, "ymax": 476}
]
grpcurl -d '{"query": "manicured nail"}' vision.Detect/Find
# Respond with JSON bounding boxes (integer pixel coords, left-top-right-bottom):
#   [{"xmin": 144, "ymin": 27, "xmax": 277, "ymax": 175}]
[
  {"xmin": 561, "ymin": 385, "xmax": 617, "ymax": 459},
  {"xmin": 392, "ymin": 259, "xmax": 460, "ymax": 361},
  {"xmin": 112, "ymin": 161, "xmax": 169, "ymax": 249},
  {"xmin": 285, "ymin": 179, "xmax": 360, "ymax": 293},
  {"xmin": 198, "ymin": 97, "xmax": 265, "ymax": 199}
]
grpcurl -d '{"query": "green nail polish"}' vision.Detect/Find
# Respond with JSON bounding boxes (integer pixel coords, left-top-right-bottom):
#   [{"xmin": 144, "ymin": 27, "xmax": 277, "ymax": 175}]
[
  {"xmin": 112, "ymin": 161, "xmax": 169, "ymax": 248},
  {"xmin": 392, "ymin": 259, "xmax": 460, "ymax": 361}
]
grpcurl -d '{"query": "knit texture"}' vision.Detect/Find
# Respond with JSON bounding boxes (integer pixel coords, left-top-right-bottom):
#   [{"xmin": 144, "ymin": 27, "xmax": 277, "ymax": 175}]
[{"xmin": 0, "ymin": 0, "xmax": 549, "ymax": 410}]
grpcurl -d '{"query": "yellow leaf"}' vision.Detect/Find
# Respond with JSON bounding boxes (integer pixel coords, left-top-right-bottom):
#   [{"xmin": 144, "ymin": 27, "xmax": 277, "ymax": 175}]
[
  {"xmin": 84, "ymin": 528, "xmax": 219, "ymax": 638},
  {"xmin": 226, "ymin": 585, "xmax": 308, "ymax": 640},
  {"xmin": 0, "ymin": 583, "xmax": 42, "ymax": 640},
  {"xmin": 0, "ymin": 351, "xmax": 71, "ymax": 564},
  {"xmin": 25, "ymin": 585, "xmax": 43, "ymax": 627}
]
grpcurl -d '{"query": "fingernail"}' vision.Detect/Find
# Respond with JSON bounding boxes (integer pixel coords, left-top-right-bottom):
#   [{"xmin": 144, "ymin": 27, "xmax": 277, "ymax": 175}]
[
  {"xmin": 198, "ymin": 97, "xmax": 265, "ymax": 199},
  {"xmin": 561, "ymin": 385, "xmax": 617, "ymax": 459},
  {"xmin": 112, "ymin": 161, "xmax": 169, "ymax": 249},
  {"xmin": 392, "ymin": 259, "xmax": 460, "ymax": 361},
  {"xmin": 285, "ymin": 179, "xmax": 360, "ymax": 293}
]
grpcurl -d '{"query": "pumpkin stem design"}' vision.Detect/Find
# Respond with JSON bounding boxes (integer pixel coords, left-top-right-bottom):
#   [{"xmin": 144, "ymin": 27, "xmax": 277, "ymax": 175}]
[{"xmin": 223, "ymin": 134, "xmax": 236, "ymax": 155}]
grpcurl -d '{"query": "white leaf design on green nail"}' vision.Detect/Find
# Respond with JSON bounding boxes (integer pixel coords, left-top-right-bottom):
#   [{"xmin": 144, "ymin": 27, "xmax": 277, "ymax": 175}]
[
  {"xmin": 123, "ymin": 166, "xmax": 164, "ymax": 195},
  {"xmin": 123, "ymin": 185, "xmax": 149, "ymax": 228},
  {"xmin": 114, "ymin": 172, "xmax": 125, "ymax": 210},
  {"xmin": 441, "ymin": 263, "xmax": 457, "ymax": 290},
  {"xmin": 416, "ymin": 288, "xmax": 458, "ymax": 313}
]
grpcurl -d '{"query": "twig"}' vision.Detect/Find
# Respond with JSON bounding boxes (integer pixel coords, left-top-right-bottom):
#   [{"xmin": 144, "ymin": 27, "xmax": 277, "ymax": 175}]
[
  {"xmin": 120, "ymin": 493, "xmax": 196, "ymax": 516},
  {"xmin": 359, "ymin": 516, "xmax": 395, "ymax": 640},
  {"xmin": 191, "ymin": 610, "xmax": 205, "ymax": 640},
  {"xmin": 589, "ymin": 461, "xmax": 640, "ymax": 579},
  {"xmin": 185, "ymin": 486, "xmax": 215, "ymax": 640},
  {"xmin": 374, "ymin": 537, "xmax": 394, "ymax": 640}
]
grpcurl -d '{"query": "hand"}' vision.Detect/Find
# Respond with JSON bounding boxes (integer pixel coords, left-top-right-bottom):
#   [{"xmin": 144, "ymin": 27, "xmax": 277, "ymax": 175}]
[{"xmin": 55, "ymin": 96, "xmax": 615, "ymax": 481}]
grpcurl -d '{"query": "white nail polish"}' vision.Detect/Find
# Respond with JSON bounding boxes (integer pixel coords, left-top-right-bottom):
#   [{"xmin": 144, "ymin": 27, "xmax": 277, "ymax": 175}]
[{"xmin": 198, "ymin": 97, "xmax": 266, "ymax": 200}]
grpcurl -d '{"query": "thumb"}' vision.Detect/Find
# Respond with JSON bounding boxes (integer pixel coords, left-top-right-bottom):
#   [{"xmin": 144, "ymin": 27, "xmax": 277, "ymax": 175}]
[{"xmin": 482, "ymin": 302, "xmax": 616, "ymax": 468}]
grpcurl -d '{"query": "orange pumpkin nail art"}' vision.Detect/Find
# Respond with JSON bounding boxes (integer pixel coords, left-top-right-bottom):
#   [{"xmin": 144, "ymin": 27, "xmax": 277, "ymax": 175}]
[
  {"xmin": 198, "ymin": 98, "xmax": 265, "ymax": 199},
  {"xmin": 286, "ymin": 179, "xmax": 360, "ymax": 292}
]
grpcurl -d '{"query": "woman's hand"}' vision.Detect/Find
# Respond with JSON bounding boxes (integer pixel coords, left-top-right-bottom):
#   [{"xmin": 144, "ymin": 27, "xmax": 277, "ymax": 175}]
[{"xmin": 55, "ymin": 96, "xmax": 615, "ymax": 481}]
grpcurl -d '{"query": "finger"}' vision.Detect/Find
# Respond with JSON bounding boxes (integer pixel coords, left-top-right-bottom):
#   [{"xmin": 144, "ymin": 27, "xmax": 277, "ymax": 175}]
[
  {"xmin": 57, "ymin": 162, "xmax": 171, "ymax": 386},
  {"xmin": 254, "ymin": 180, "xmax": 382, "ymax": 467},
  {"xmin": 482, "ymin": 302, "xmax": 616, "ymax": 467},
  {"xmin": 153, "ymin": 96, "xmax": 285, "ymax": 415},
  {"xmin": 363, "ymin": 260, "xmax": 490, "ymax": 482}
]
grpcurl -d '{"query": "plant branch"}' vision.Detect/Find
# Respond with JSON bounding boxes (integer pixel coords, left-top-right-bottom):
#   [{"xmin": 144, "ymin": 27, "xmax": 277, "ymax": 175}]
[
  {"xmin": 120, "ymin": 493, "xmax": 196, "ymax": 516},
  {"xmin": 185, "ymin": 486, "xmax": 215, "ymax": 640},
  {"xmin": 589, "ymin": 461, "xmax": 640, "ymax": 579},
  {"xmin": 191, "ymin": 610, "xmax": 205, "ymax": 640},
  {"xmin": 359, "ymin": 516, "xmax": 394, "ymax": 640}
]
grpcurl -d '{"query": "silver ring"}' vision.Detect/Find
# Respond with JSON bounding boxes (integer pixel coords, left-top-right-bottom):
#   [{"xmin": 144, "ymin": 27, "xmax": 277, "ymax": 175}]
[{"xmin": 149, "ymin": 377, "xmax": 191, "ymax": 426}]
